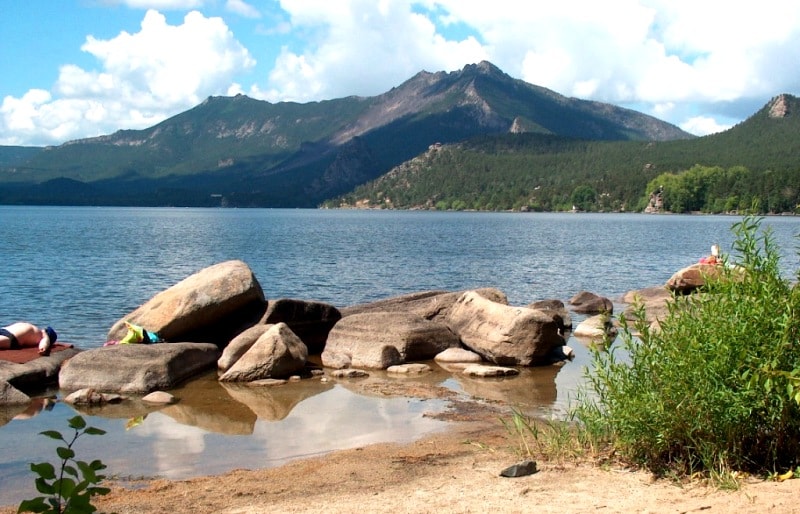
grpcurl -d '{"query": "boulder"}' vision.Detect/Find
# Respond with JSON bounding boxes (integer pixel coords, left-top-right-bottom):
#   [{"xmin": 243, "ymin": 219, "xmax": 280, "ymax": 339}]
[
  {"xmin": 0, "ymin": 347, "xmax": 81, "ymax": 392},
  {"xmin": 59, "ymin": 343, "xmax": 220, "ymax": 394},
  {"xmin": 528, "ymin": 299, "xmax": 572, "ymax": 332},
  {"xmin": 0, "ymin": 380, "xmax": 30, "ymax": 405},
  {"xmin": 260, "ymin": 298, "xmax": 341, "ymax": 354},
  {"xmin": 322, "ymin": 312, "xmax": 460, "ymax": 369},
  {"xmin": 574, "ymin": 314, "xmax": 618, "ymax": 340},
  {"xmin": 569, "ymin": 291, "xmax": 613, "ymax": 314},
  {"xmin": 107, "ymin": 260, "xmax": 267, "ymax": 346},
  {"xmin": 219, "ymin": 323, "xmax": 308, "ymax": 382},
  {"xmin": 666, "ymin": 263, "xmax": 723, "ymax": 294},
  {"xmin": 218, "ymin": 324, "xmax": 273, "ymax": 372},
  {"xmin": 445, "ymin": 291, "xmax": 564, "ymax": 366},
  {"xmin": 621, "ymin": 286, "xmax": 674, "ymax": 326},
  {"xmin": 340, "ymin": 288, "xmax": 508, "ymax": 322}
]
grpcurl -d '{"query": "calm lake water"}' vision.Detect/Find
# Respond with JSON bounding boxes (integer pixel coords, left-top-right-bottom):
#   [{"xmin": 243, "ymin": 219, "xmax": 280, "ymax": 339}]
[{"xmin": 1, "ymin": 206, "xmax": 799, "ymax": 505}]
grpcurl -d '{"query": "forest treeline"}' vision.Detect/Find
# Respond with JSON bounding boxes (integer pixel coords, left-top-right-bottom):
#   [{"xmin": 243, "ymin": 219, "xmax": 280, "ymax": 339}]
[{"xmin": 327, "ymin": 96, "xmax": 800, "ymax": 214}]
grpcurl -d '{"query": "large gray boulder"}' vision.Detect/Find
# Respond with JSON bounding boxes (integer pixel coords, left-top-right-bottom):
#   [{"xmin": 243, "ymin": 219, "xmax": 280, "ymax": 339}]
[
  {"xmin": 107, "ymin": 260, "xmax": 267, "ymax": 346},
  {"xmin": 666, "ymin": 263, "xmax": 723, "ymax": 294},
  {"xmin": 528, "ymin": 299, "xmax": 572, "ymax": 332},
  {"xmin": 322, "ymin": 312, "xmax": 460, "ymax": 369},
  {"xmin": 340, "ymin": 288, "xmax": 508, "ymax": 321},
  {"xmin": 59, "ymin": 343, "xmax": 220, "ymax": 394},
  {"xmin": 219, "ymin": 323, "xmax": 308, "ymax": 382},
  {"xmin": 621, "ymin": 286, "xmax": 674, "ymax": 326},
  {"xmin": 569, "ymin": 291, "xmax": 613, "ymax": 314},
  {"xmin": 445, "ymin": 291, "xmax": 564, "ymax": 366},
  {"xmin": 0, "ymin": 380, "xmax": 30, "ymax": 405},
  {"xmin": 0, "ymin": 347, "xmax": 80, "ymax": 393},
  {"xmin": 260, "ymin": 298, "xmax": 341, "ymax": 354},
  {"xmin": 218, "ymin": 324, "xmax": 273, "ymax": 372}
]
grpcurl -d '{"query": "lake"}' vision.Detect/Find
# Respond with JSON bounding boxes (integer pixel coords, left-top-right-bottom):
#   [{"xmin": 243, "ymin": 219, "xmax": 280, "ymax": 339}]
[{"xmin": 1, "ymin": 206, "xmax": 799, "ymax": 505}]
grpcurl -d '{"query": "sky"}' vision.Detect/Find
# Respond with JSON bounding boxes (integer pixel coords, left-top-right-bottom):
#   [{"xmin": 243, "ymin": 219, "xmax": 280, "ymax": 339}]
[{"xmin": 2, "ymin": 0, "xmax": 799, "ymax": 147}]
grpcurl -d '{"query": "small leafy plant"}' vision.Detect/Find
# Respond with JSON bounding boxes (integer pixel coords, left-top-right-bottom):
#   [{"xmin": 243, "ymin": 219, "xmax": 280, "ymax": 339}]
[{"xmin": 18, "ymin": 415, "xmax": 110, "ymax": 514}]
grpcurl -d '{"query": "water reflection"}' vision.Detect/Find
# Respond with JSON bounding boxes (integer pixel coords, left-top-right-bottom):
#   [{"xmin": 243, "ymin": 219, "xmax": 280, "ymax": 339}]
[
  {"xmin": 448, "ymin": 364, "xmax": 562, "ymax": 414},
  {"xmin": 0, "ymin": 380, "xmax": 450, "ymax": 506},
  {"xmin": 221, "ymin": 379, "xmax": 334, "ymax": 422}
]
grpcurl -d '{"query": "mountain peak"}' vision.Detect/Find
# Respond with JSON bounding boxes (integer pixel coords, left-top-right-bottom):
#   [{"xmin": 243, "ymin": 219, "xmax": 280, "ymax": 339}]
[{"xmin": 461, "ymin": 60, "xmax": 504, "ymax": 76}]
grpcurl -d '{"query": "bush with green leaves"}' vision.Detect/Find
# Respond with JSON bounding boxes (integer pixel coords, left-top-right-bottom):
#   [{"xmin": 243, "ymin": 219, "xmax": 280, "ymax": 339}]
[
  {"xmin": 18, "ymin": 415, "xmax": 110, "ymax": 514},
  {"xmin": 575, "ymin": 216, "xmax": 800, "ymax": 480}
]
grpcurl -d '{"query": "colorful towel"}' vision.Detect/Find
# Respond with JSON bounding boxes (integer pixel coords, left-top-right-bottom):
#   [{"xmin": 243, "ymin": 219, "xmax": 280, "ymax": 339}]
[{"xmin": 0, "ymin": 343, "xmax": 74, "ymax": 364}]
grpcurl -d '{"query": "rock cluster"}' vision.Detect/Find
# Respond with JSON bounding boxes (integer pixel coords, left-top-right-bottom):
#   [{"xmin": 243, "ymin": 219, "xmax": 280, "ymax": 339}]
[
  {"xmin": 9, "ymin": 257, "xmax": 688, "ymax": 411},
  {"xmin": 1, "ymin": 253, "xmax": 737, "ymax": 419},
  {"xmin": 51, "ymin": 260, "xmax": 581, "ymax": 398}
]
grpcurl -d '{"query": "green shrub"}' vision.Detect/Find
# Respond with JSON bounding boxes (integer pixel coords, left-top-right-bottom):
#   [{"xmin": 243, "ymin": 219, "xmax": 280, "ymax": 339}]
[
  {"xmin": 575, "ymin": 215, "xmax": 800, "ymax": 480},
  {"xmin": 18, "ymin": 415, "xmax": 110, "ymax": 514}
]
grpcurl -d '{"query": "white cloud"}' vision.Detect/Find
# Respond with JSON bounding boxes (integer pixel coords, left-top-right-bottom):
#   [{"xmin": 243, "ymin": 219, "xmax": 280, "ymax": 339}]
[
  {"xmin": 226, "ymin": 0, "xmax": 261, "ymax": 18},
  {"xmin": 680, "ymin": 116, "xmax": 731, "ymax": 137},
  {"xmin": 255, "ymin": 0, "xmax": 799, "ymax": 132},
  {"xmin": 257, "ymin": 0, "xmax": 486, "ymax": 102},
  {"xmin": 0, "ymin": 9, "xmax": 254, "ymax": 146},
  {"xmin": 4, "ymin": 0, "xmax": 800, "ymax": 146},
  {"xmin": 116, "ymin": 0, "xmax": 204, "ymax": 8}
]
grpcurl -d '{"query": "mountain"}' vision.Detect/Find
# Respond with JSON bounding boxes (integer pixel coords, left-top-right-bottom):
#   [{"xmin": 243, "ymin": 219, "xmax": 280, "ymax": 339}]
[
  {"xmin": 328, "ymin": 94, "xmax": 800, "ymax": 213},
  {"xmin": 0, "ymin": 146, "xmax": 42, "ymax": 168},
  {"xmin": 0, "ymin": 61, "xmax": 691, "ymax": 207}
]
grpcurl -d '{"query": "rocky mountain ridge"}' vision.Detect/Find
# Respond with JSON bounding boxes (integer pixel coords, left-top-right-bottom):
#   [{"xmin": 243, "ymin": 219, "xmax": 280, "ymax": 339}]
[{"xmin": 0, "ymin": 61, "xmax": 698, "ymax": 207}]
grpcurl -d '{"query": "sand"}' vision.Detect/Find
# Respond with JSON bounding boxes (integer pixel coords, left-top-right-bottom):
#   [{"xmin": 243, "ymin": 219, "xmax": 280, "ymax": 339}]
[{"xmin": 5, "ymin": 400, "xmax": 800, "ymax": 513}]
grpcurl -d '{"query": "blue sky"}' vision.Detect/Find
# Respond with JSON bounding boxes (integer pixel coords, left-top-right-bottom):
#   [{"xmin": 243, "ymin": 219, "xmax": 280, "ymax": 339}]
[{"xmin": 2, "ymin": 0, "xmax": 799, "ymax": 146}]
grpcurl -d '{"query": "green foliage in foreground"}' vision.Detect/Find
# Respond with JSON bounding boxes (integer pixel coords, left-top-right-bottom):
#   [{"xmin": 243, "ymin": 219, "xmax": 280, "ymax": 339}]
[
  {"xmin": 574, "ymin": 216, "xmax": 800, "ymax": 479},
  {"xmin": 18, "ymin": 415, "xmax": 110, "ymax": 514}
]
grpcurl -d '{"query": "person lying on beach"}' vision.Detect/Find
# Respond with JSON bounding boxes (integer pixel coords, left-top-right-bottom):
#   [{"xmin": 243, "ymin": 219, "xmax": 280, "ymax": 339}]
[{"xmin": 0, "ymin": 322, "xmax": 58, "ymax": 356}]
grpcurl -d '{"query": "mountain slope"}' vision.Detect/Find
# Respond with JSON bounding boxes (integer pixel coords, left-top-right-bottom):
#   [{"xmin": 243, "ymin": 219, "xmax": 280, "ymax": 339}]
[
  {"xmin": 0, "ymin": 61, "xmax": 692, "ymax": 207},
  {"xmin": 329, "ymin": 94, "xmax": 800, "ymax": 212}
]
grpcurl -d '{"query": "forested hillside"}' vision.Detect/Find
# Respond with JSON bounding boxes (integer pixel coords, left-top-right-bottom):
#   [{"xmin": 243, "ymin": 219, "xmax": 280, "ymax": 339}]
[{"xmin": 328, "ymin": 94, "xmax": 800, "ymax": 213}]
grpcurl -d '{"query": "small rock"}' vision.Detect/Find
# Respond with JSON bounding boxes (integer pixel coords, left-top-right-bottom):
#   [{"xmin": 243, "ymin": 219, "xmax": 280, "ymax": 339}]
[
  {"xmin": 500, "ymin": 460, "xmax": 538, "ymax": 477},
  {"xmin": 64, "ymin": 388, "xmax": 122, "ymax": 406},
  {"xmin": 387, "ymin": 363, "xmax": 432, "ymax": 374},
  {"xmin": 142, "ymin": 391, "xmax": 177, "ymax": 404},
  {"xmin": 434, "ymin": 347, "xmax": 483, "ymax": 364},
  {"xmin": 462, "ymin": 365, "xmax": 519, "ymax": 378},
  {"xmin": 574, "ymin": 314, "xmax": 618, "ymax": 340},
  {"xmin": 246, "ymin": 378, "xmax": 287, "ymax": 387},
  {"xmin": 331, "ymin": 369, "xmax": 370, "ymax": 379}
]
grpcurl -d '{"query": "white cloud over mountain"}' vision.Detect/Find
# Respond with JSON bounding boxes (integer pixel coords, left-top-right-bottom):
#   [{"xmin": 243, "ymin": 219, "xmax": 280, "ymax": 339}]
[{"xmin": 2, "ymin": 0, "xmax": 799, "ymax": 146}]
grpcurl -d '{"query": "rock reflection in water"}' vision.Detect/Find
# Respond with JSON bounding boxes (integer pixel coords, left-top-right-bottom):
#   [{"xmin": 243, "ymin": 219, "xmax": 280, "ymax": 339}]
[
  {"xmin": 159, "ymin": 371, "xmax": 257, "ymax": 434},
  {"xmin": 221, "ymin": 378, "xmax": 333, "ymax": 421},
  {"xmin": 448, "ymin": 364, "xmax": 562, "ymax": 415}
]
